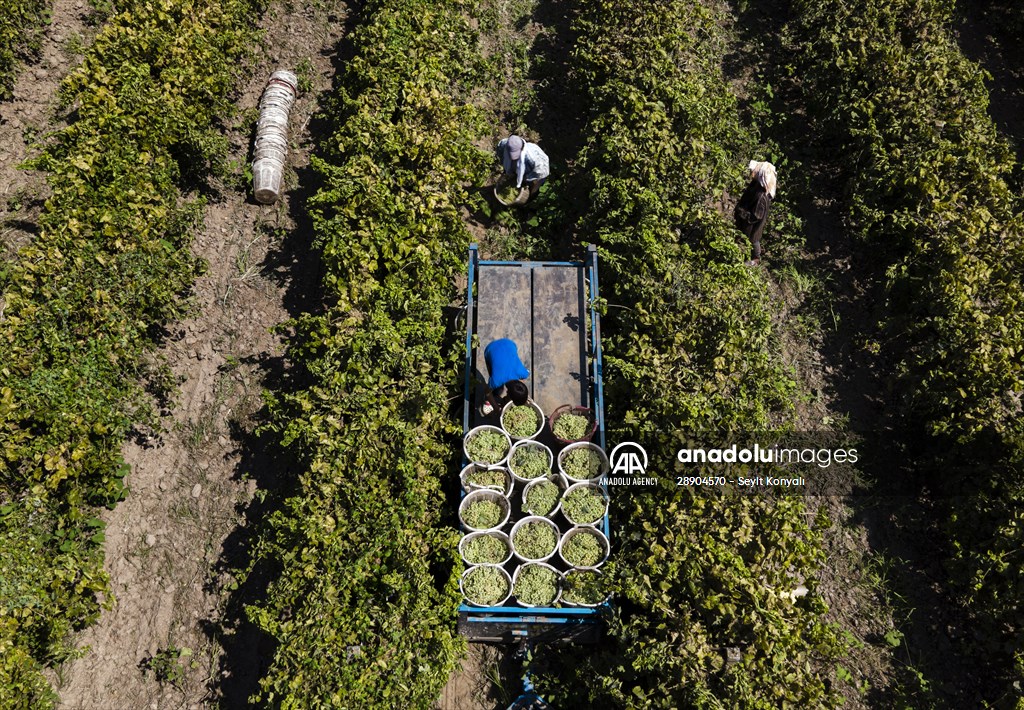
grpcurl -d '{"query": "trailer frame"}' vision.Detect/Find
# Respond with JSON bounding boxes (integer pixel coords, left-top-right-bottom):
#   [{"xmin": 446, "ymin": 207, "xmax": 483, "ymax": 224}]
[{"xmin": 458, "ymin": 244, "xmax": 608, "ymax": 642}]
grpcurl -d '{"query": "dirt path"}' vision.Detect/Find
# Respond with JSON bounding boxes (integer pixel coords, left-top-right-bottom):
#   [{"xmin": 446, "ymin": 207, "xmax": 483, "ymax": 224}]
[
  {"xmin": 0, "ymin": 0, "xmax": 96, "ymax": 259},
  {"xmin": 52, "ymin": 3, "xmax": 348, "ymax": 708},
  {"xmin": 436, "ymin": 0, "xmax": 554, "ymax": 706},
  {"xmin": 720, "ymin": 1, "xmax": 908, "ymax": 704},
  {"xmin": 957, "ymin": 2, "xmax": 1024, "ymax": 156}
]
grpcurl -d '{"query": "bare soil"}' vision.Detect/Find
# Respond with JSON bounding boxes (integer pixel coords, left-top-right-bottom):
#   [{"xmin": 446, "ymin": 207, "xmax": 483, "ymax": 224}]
[
  {"xmin": 50, "ymin": 3, "xmax": 349, "ymax": 708},
  {"xmin": 437, "ymin": 644, "xmax": 516, "ymax": 710}
]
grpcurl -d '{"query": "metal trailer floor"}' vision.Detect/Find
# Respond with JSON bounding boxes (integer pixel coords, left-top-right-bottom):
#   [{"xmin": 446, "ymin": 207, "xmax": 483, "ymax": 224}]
[{"xmin": 470, "ymin": 261, "xmax": 589, "ymax": 426}]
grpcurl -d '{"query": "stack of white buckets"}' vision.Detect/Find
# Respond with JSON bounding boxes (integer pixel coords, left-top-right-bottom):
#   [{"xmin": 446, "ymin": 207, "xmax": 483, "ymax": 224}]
[{"xmin": 252, "ymin": 70, "xmax": 298, "ymax": 205}]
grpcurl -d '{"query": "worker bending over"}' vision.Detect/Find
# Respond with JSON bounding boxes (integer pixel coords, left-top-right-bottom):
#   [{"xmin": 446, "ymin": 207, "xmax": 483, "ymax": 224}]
[
  {"xmin": 497, "ymin": 135, "xmax": 550, "ymax": 198},
  {"xmin": 481, "ymin": 338, "xmax": 530, "ymax": 416}
]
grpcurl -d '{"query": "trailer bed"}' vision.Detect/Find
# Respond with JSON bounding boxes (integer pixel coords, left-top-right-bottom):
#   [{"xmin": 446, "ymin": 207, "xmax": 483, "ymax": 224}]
[
  {"xmin": 471, "ymin": 260, "xmax": 588, "ymax": 422},
  {"xmin": 459, "ymin": 244, "xmax": 607, "ymax": 643}
]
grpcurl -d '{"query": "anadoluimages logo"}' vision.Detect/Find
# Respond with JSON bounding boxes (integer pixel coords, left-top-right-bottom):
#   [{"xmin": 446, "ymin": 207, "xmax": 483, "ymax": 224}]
[{"xmin": 610, "ymin": 442, "xmax": 648, "ymax": 476}]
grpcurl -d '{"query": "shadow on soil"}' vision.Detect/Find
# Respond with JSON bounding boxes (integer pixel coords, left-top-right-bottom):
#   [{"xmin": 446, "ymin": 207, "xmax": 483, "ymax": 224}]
[
  {"xmin": 727, "ymin": 0, "xmax": 993, "ymax": 706},
  {"xmin": 956, "ymin": 1, "xmax": 1024, "ymax": 169},
  {"xmin": 525, "ymin": 0, "xmax": 591, "ymax": 259},
  {"xmin": 206, "ymin": 9, "xmax": 360, "ymax": 705}
]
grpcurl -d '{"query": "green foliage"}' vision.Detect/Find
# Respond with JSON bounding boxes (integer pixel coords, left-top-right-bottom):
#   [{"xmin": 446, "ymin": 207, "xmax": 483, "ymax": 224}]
[
  {"xmin": 0, "ymin": 0, "xmax": 48, "ymax": 100},
  {"xmin": 791, "ymin": 0, "xmax": 1024, "ymax": 700},
  {"xmin": 531, "ymin": 0, "xmax": 846, "ymax": 706},
  {"xmin": 0, "ymin": 0, "xmax": 261, "ymax": 699},
  {"xmin": 562, "ymin": 569, "xmax": 607, "ymax": 606},
  {"xmin": 242, "ymin": 0, "xmax": 489, "ymax": 706},
  {"xmin": 0, "ymin": 646, "xmax": 58, "ymax": 710},
  {"xmin": 140, "ymin": 646, "xmax": 193, "ymax": 687}
]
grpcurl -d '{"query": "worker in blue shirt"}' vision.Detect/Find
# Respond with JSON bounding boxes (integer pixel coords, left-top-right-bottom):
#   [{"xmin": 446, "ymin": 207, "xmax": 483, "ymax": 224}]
[{"xmin": 481, "ymin": 338, "xmax": 530, "ymax": 416}]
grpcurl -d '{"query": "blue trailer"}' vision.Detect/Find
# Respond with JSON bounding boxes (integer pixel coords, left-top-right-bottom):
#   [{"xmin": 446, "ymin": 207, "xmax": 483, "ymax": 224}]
[{"xmin": 459, "ymin": 243, "xmax": 609, "ymax": 644}]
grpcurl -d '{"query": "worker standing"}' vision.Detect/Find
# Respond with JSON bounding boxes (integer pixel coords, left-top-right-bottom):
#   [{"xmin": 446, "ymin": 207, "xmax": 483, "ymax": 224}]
[
  {"xmin": 735, "ymin": 160, "xmax": 777, "ymax": 266},
  {"xmin": 497, "ymin": 134, "xmax": 550, "ymax": 198},
  {"xmin": 480, "ymin": 338, "xmax": 530, "ymax": 416}
]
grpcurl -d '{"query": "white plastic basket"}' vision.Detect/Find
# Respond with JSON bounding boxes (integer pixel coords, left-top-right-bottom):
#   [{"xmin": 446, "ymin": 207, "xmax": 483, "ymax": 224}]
[
  {"xmin": 458, "ymin": 489, "xmax": 511, "ymax": 532},
  {"xmin": 460, "ymin": 463, "xmax": 513, "ymax": 497},
  {"xmin": 459, "ymin": 530, "xmax": 513, "ymax": 566},
  {"xmin": 251, "ymin": 70, "xmax": 297, "ymax": 205},
  {"xmin": 253, "ymin": 158, "xmax": 283, "ymax": 205},
  {"xmin": 511, "ymin": 562, "xmax": 563, "ymax": 608},
  {"xmin": 520, "ymin": 473, "xmax": 567, "ymax": 518},
  {"xmin": 499, "ymin": 399, "xmax": 545, "ymax": 441},
  {"xmin": 510, "ymin": 515, "xmax": 560, "ymax": 563},
  {"xmin": 460, "ymin": 564, "xmax": 513, "ymax": 607},
  {"xmin": 463, "ymin": 425, "xmax": 513, "ymax": 467},
  {"xmin": 557, "ymin": 441, "xmax": 610, "ymax": 483},
  {"xmin": 557, "ymin": 526, "xmax": 610, "ymax": 570},
  {"xmin": 506, "ymin": 439, "xmax": 554, "ymax": 484},
  {"xmin": 560, "ymin": 481, "xmax": 609, "ymax": 527}
]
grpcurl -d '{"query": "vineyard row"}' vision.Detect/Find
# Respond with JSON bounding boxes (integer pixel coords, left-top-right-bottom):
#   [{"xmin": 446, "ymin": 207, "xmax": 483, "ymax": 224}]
[
  {"xmin": 240, "ymin": 0, "xmax": 489, "ymax": 705},
  {"xmin": 0, "ymin": 0, "xmax": 48, "ymax": 99},
  {"xmin": 791, "ymin": 0, "xmax": 1024, "ymax": 702},
  {"xmin": 0, "ymin": 0, "xmax": 263, "ymax": 704},
  {"xmin": 529, "ymin": 0, "xmax": 847, "ymax": 706}
]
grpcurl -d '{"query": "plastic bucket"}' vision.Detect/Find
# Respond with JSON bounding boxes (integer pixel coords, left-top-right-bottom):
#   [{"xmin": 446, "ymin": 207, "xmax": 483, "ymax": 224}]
[
  {"xmin": 459, "ymin": 530, "xmax": 513, "ymax": 566},
  {"xmin": 493, "ymin": 178, "xmax": 528, "ymax": 205},
  {"xmin": 255, "ymin": 123, "xmax": 287, "ymax": 138},
  {"xmin": 560, "ymin": 481, "xmax": 609, "ymax": 527},
  {"xmin": 251, "ymin": 70, "xmax": 297, "ymax": 205},
  {"xmin": 500, "ymin": 399, "xmax": 545, "ymax": 441},
  {"xmin": 512, "ymin": 562, "xmax": 563, "ymax": 608},
  {"xmin": 254, "ymin": 146, "xmax": 288, "ymax": 163},
  {"xmin": 521, "ymin": 473, "xmax": 567, "ymax": 518},
  {"xmin": 269, "ymin": 70, "xmax": 298, "ymax": 90},
  {"xmin": 254, "ymin": 140, "xmax": 288, "ymax": 156},
  {"xmin": 463, "ymin": 425, "xmax": 512, "ymax": 467},
  {"xmin": 256, "ymin": 128, "xmax": 288, "ymax": 145},
  {"xmin": 510, "ymin": 516, "xmax": 560, "ymax": 563},
  {"xmin": 460, "ymin": 463, "xmax": 513, "ymax": 497},
  {"xmin": 253, "ymin": 159, "xmax": 283, "ymax": 205},
  {"xmin": 506, "ymin": 440, "xmax": 553, "ymax": 484},
  {"xmin": 460, "ymin": 564, "xmax": 513, "ymax": 607},
  {"xmin": 557, "ymin": 526, "xmax": 610, "ymax": 570},
  {"xmin": 549, "ymin": 404, "xmax": 598, "ymax": 444},
  {"xmin": 458, "ymin": 489, "xmax": 511, "ymax": 532},
  {"xmin": 256, "ymin": 127, "xmax": 288, "ymax": 142},
  {"xmin": 561, "ymin": 569, "xmax": 610, "ymax": 608},
  {"xmin": 557, "ymin": 442, "xmax": 610, "ymax": 483}
]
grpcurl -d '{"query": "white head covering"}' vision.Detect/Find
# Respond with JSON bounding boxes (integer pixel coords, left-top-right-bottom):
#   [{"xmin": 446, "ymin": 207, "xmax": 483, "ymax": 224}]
[{"xmin": 748, "ymin": 160, "xmax": 777, "ymax": 198}]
